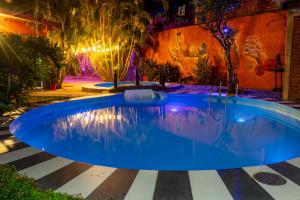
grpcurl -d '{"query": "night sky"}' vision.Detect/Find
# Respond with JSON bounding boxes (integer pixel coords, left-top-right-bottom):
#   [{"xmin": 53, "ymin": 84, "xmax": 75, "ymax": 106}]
[
  {"xmin": 144, "ymin": 0, "xmax": 190, "ymax": 15},
  {"xmin": 0, "ymin": 0, "xmax": 190, "ymax": 16}
]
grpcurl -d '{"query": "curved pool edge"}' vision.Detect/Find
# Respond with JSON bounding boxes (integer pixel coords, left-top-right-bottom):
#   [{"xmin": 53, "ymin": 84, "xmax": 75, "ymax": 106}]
[
  {"xmin": 9, "ymin": 93, "xmax": 300, "ymax": 138},
  {"xmin": 8, "ymin": 93, "xmax": 300, "ymax": 171}
]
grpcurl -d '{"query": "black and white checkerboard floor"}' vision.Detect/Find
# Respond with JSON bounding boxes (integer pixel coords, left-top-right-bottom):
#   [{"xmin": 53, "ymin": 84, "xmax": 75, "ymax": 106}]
[{"xmin": 1, "ymin": 96, "xmax": 300, "ymax": 200}]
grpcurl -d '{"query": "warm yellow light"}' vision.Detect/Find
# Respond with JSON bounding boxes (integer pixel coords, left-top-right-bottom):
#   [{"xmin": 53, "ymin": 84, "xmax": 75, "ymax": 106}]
[
  {"xmin": 79, "ymin": 44, "xmax": 121, "ymax": 54},
  {"xmin": 117, "ymin": 115, "xmax": 121, "ymax": 120}
]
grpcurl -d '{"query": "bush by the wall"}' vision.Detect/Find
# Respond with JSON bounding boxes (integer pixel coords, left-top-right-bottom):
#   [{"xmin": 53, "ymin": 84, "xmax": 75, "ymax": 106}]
[
  {"xmin": 142, "ymin": 58, "xmax": 180, "ymax": 83},
  {"xmin": 0, "ymin": 34, "xmax": 66, "ymax": 113},
  {"xmin": 193, "ymin": 55, "xmax": 213, "ymax": 85},
  {"xmin": 142, "ymin": 58, "xmax": 160, "ymax": 81},
  {"xmin": 158, "ymin": 62, "xmax": 180, "ymax": 83}
]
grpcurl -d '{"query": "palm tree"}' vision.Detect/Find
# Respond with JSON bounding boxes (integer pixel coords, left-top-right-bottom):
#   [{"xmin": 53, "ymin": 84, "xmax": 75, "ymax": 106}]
[{"xmin": 33, "ymin": 0, "xmax": 81, "ymax": 88}]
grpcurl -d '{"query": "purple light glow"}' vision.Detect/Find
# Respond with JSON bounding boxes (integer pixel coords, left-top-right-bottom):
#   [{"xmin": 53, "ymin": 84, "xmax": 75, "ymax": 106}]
[
  {"xmin": 223, "ymin": 27, "xmax": 230, "ymax": 33},
  {"xmin": 170, "ymin": 107, "xmax": 179, "ymax": 112}
]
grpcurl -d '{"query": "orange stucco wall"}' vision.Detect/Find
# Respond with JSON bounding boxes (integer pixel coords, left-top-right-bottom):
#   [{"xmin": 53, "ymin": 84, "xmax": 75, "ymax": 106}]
[
  {"xmin": 0, "ymin": 18, "xmax": 47, "ymax": 36},
  {"xmin": 146, "ymin": 11, "xmax": 288, "ymax": 90}
]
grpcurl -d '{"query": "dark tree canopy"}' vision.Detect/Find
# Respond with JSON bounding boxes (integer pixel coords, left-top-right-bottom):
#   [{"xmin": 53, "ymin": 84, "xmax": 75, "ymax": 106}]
[{"xmin": 195, "ymin": 0, "xmax": 241, "ymax": 93}]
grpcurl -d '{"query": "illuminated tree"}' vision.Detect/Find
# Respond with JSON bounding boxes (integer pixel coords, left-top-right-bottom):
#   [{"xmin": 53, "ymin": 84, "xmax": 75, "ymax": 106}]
[
  {"xmin": 34, "ymin": 0, "xmax": 81, "ymax": 88},
  {"xmin": 6, "ymin": 0, "xmax": 151, "ymax": 83},
  {"xmin": 72, "ymin": 0, "xmax": 151, "ymax": 82},
  {"xmin": 194, "ymin": 0, "xmax": 240, "ymax": 94}
]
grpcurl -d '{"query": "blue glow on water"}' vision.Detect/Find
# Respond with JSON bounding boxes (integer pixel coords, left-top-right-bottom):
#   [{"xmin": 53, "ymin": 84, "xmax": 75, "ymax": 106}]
[
  {"xmin": 237, "ymin": 118, "xmax": 245, "ymax": 122},
  {"xmin": 10, "ymin": 94, "xmax": 300, "ymax": 170}
]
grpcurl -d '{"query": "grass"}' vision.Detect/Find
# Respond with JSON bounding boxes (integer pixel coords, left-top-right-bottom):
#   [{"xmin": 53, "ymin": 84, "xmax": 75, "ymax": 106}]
[
  {"xmin": 27, "ymin": 95, "xmax": 71, "ymax": 105},
  {"xmin": 0, "ymin": 164, "xmax": 83, "ymax": 200}
]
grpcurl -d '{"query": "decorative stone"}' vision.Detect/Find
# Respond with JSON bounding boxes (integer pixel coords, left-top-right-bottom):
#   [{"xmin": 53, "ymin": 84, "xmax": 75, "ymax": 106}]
[{"xmin": 253, "ymin": 172, "xmax": 287, "ymax": 186}]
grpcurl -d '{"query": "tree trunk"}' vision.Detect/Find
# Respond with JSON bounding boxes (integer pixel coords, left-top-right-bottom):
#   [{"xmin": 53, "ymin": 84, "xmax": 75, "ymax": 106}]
[
  {"xmin": 61, "ymin": 22, "xmax": 66, "ymax": 49},
  {"xmin": 35, "ymin": 20, "xmax": 39, "ymax": 37},
  {"xmin": 114, "ymin": 69, "xmax": 118, "ymax": 89},
  {"xmin": 57, "ymin": 67, "xmax": 66, "ymax": 89},
  {"xmin": 57, "ymin": 21, "xmax": 67, "ymax": 89},
  {"xmin": 225, "ymin": 51, "xmax": 236, "ymax": 94},
  {"xmin": 136, "ymin": 67, "xmax": 140, "ymax": 86}
]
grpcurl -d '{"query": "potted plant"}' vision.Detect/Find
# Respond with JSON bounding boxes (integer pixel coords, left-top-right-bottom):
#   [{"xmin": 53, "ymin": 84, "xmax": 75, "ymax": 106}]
[{"xmin": 48, "ymin": 65, "xmax": 59, "ymax": 91}]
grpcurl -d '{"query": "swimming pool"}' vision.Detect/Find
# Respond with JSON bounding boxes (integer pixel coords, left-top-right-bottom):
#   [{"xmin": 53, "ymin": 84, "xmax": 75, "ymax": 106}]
[{"xmin": 10, "ymin": 94, "xmax": 300, "ymax": 170}]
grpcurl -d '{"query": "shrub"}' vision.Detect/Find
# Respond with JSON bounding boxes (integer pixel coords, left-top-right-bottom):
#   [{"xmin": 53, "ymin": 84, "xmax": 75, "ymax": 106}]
[
  {"xmin": 142, "ymin": 58, "xmax": 159, "ymax": 81},
  {"xmin": 0, "ymin": 164, "xmax": 82, "ymax": 200},
  {"xmin": 142, "ymin": 59, "xmax": 180, "ymax": 83},
  {"xmin": 22, "ymin": 36, "xmax": 66, "ymax": 87},
  {"xmin": 0, "ymin": 34, "xmax": 65, "ymax": 111},
  {"xmin": 158, "ymin": 62, "xmax": 180, "ymax": 83},
  {"xmin": 193, "ymin": 55, "xmax": 213, "ymax": 85},
  {"xmin": 0, "ymin": 101, "xmax": 10, "ymax": 116}
]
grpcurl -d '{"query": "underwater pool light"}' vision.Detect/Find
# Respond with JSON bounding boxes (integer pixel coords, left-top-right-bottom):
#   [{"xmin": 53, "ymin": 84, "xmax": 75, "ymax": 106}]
[{"xmin": 237, "ymin": 118, "xmax": 245, "ymax": 122}]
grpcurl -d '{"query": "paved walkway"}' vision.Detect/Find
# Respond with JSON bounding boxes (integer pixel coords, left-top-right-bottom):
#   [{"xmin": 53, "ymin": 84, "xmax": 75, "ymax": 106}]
[{"xmin": 1, "ymin": 88, "xmax": 300, "ymax": 200}]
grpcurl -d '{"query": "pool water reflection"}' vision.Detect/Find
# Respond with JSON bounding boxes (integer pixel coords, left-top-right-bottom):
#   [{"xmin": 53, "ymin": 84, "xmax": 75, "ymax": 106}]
[{"xmin": 10, "ymin": 94, "xmax": 300, "ymax": 170}]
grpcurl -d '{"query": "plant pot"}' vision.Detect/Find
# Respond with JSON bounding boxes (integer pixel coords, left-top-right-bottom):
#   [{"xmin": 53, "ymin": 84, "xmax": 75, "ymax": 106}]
[
  {"xmin": 50, "ymin": 83, "xmax": 57, "ymax": 91},
  {"xmin": 142, "ymin": 75, "xmax": 148, "ymax": 81}
]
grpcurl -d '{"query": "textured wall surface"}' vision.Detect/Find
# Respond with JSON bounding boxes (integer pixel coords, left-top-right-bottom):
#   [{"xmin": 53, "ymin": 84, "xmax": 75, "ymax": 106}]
[
  {"xmin": 146, "ymin": 11, "xmax": 288, "ymax": 90},
  {"xmin": 288, "ymin": 15, "xmax": 300, "ymax": 101},
  {"xmin": 0, "ymin": 18, "xmax": 47, "ymax": 36}
]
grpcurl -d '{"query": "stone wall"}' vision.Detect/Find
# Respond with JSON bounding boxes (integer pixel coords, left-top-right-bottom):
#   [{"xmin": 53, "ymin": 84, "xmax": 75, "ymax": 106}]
[
  {"xmin": 226, "ymin": 0, "xmax": 277, "ymax": 18},
  {"xmin": 288, "ymin": 15, "xmax": 300, "ymax": 101},
  {"xmin": 146, "ymin": 11, "xmax": 288, "ymax": 90}
]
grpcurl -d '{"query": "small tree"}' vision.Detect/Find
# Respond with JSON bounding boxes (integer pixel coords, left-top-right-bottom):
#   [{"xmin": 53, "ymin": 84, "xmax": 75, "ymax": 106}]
[{"xmin": 194, "ymin": 0, "xmax": 240, "ymax": 94}]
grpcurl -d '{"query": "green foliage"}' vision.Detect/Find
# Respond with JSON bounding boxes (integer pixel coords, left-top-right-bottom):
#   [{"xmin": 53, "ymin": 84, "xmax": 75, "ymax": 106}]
[
  {"xmin": 0, "ymin": 101, "xmax": 10, "ymax": 116},
  {"xmin": 0, "ymin": 164, "xmax": 82, "ymax": 200},
  {"xmin": 78, "ymin": 0, "xmax": 151, "ymax": 81},
  {"xmin": 34, "ymin": 0, "xmax": 151, "ymax": 82},
  {"xmin": 194, "ymin": 0, "xmax": 239, "ymax": 52},
  {"xmin": 159, "ymin": 62, "xmax": 180, "ymax": 83},
  {"xmin": 142, "ymin": 59, "xmax": 180, "ymax": 83},
  {"xmin": 34, "ymin": 0, "xmax": 81, "ymax": 87},
  {"xmin": 142, "ymin": 58, "xmax": 160, "ymax": 81},
  {"xmin": 196, "ymin": 0, "xmax": 240, "ymax": 25},
  {"xmin": 24, "ymin": 36, "xmax": 66, "ymax": 85},
  {"xmin": 193, "ymin": 56, "xmax": 213, "ymax": 85},
  {"xmin": 0, "ymin": 34, "xmax": 65, "ymax": 111},
  {"xmin": 194, "ymin": 0, "xmax": 240, "ymax": 93}
]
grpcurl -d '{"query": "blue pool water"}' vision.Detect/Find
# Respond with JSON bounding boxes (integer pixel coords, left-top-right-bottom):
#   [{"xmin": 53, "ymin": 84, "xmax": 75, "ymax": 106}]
[
  {"xmin": 10, "ymin": 94, "xmax": 300, "ymax": 170},
  {"xmin": 95, "ymin": 81, "xmax": 160, "ymax": 88}
]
